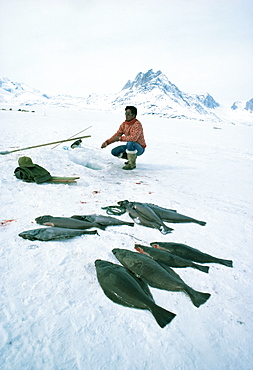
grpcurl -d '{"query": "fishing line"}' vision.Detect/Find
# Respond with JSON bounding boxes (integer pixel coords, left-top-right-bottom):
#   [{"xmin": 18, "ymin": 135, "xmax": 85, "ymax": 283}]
[{"xmin": 105, "ymin": 229, "xmax": 149, "ymax": 244}]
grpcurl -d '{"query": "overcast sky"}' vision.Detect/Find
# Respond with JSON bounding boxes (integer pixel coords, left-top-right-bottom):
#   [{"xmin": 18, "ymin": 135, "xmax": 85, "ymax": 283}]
[{"xmin": 0, "ymin": 0, "xmax": 252, "ymax": 105}]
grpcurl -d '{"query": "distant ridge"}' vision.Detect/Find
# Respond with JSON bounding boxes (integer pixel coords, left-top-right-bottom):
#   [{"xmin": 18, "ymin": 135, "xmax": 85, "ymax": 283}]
[{"xmin": 0, "ymin": 71, "xmax": 252, "ymax": 124}]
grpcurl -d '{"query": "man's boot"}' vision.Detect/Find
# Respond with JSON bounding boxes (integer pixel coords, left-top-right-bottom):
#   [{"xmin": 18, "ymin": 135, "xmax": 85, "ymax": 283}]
[
  {"xmin": 121, "ymin": 152, "xmax": 128, "ymax": 160},
  {"xmin": 119, "ymin": 152, "xmax": 128, "ymax": 161},
  {"xmin": 122, "ymin": 151, "xmax": 137, "ymax": 170},
  {"xmin": 118, "ymin": 152, "xmax": 129, "ymax": 164}
]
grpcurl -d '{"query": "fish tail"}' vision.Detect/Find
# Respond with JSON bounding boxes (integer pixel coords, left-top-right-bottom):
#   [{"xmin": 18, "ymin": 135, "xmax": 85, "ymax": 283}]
[
  {"xmin": 85, "ymin": 230, "xmax": 99, "ymax": 235},
  {"xmin": 185, "ymin": 287, "xmax": 211, "ymax": 307},
  {"xmin": 160, "ymin": 225, "xmax": 174, "ymax": 235},
  {"xmin": 127, "ymin": 222, "xmax": 135, "ymax": 227},
  {"xmin": 194, "ymin": 264, "xmax": 209, "ymax": 273},
  {"xmin": 150, "ymin": 304, "xmax": 176, "ymax": 328},
  {"xmin": 219, "ymin": 259, "xmax": 233, "ymax": 268},
  {"xmin": 97, "ymin": 224, "xmax": 107, "ymax": 231},
  {"xmin": 197, "ymin": 221, "xmax": 206, "ymax": 226}
]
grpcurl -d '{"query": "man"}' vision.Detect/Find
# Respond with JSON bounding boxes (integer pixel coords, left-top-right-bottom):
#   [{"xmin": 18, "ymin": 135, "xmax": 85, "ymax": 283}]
[{"xmin": 101, "ymin": 106, "xmax": 146, "ymax": 170}]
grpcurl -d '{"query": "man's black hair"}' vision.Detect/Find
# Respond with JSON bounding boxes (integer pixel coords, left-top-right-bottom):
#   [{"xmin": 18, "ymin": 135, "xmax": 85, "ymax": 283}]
[{"xmin": 125, "ymin": 106, "xmax": 137, "ymax": 116}]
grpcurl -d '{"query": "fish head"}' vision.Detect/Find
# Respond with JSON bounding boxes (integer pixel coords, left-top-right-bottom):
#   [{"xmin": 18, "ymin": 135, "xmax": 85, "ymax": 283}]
[
  {"xmin": 112, "ymin": 248, "xmax": 129, "ymax": 261},
  {"xmin": 35, "ymin": 215, "xmax": 52, "ymax": 224},
  {"xmin": 19, "ymin": 229, "xmax": 40, "ymax": 240},
  {"xmin": 112, "ymin": 248, "xmax": 121, "ymax": 256},
  {"xmin": 135, "ymin": 244, "xmax": 147, "ymax": 252},
  {"xmin": 95, "ymin": 259, "xmax": 113, "ymax": 269},
  {"xmin": 112, "ymin": 248, "xmax": 137, "ymax": 267},
  {"xmin": 134, "ymin": 244, "xmax": 151, "ymax": 256},
  {"xmin": 134, "ymin": 244, "xmax": 145, "ymax": 252},
  {"xmin": 95, "ymin": 259, "xmax": 102, "ymax": 267},
  {"xmin": 150, "ymin": 242, "xmax": 161, "ymax": 249},
  {"xmin": 135, "ymin": 247, "xmax": 144, "ymax": 254},
  {"xmin": 117, "ymin": 200, "xmax": 129, "ymax": 207}
]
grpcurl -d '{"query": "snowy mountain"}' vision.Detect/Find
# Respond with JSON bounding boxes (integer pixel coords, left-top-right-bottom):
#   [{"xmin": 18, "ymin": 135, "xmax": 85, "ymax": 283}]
[
  {"xmin": 0, "ymin": 76, "xmax": 85, "ymax": 109},
  {"xmin": 121, "ymin": 70, "xmax": 219, "ymax": 108},
  {"xmin": 0, "ymin": 71, "xmax": 252, "ymax": 124},
  {"xmin": 231, "ymin": 98, "xmax": 253, "ymax": 112},
  {"xmin": 110, "ymin": 69, "xmax": 220, "ymax": 120},
  {"xmin": 0, "ymin": 76, "xmax": 50, "ymax": 103}
]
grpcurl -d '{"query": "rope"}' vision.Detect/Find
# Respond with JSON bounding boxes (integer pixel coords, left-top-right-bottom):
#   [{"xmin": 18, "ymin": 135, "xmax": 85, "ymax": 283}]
[{"xmin": 101, "ymin": 205, "xmax": 127, "ymax": 216}]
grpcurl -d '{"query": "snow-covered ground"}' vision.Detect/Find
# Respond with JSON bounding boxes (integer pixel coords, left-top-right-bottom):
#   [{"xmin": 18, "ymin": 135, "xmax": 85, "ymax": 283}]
[{"xmin": 0, "ymin": 106, "xmax": 252, "ymax": 369}]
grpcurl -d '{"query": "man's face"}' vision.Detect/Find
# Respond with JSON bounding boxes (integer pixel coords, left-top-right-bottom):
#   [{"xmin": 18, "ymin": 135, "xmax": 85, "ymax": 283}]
[{"xmin": 125, "ymin": 109, "xmax": 135, "ymax": 121}]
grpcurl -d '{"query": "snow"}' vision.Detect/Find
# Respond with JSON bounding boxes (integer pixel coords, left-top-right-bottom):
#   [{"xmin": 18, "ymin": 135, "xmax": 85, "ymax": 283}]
[{"xmin": 0, "ymin": 106, "xmax": 253, "ymax": 369}]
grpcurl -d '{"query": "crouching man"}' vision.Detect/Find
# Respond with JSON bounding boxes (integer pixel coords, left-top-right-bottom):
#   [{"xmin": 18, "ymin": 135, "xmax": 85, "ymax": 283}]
[{"xmin": 101, "ymin": 106, "xmax": 146, "ymax": 170}]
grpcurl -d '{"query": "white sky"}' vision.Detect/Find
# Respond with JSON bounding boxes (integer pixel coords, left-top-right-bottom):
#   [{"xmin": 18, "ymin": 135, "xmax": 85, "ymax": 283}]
[{"xmin": 0, "ymin": 0, "xmax": 252, "ymax": 105}]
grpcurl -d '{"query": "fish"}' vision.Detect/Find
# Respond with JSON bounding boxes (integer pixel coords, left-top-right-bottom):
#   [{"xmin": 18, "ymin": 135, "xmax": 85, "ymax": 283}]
[
  {"xmin": 35, "ymin": 215, "xmax": 106, "ymax": 230},
  {"xmin": 118, "ymin": 201, "xmax": 173, "ymax": 234},
  {"xmin": 118, "ymin": 200, "xmax": 206, "ymax": 226},
  {"xmin": 145, "ymin": 203, "xmax": 206, "ymax": 226},
  {"xmin": 19, "ymin": 227, "xmax": 98, "ymax": 241},
  {"xmin": 134, "ymin": 244, "xmax": 209, "ymax": 273},
  {"xmin": 71, "ymin": 214, "xmax": 134, "ymax": 227},
  {"xmin": 150, "ymin": 242, "xmax": 233, "ymax": 268},
  {"xmin": 95, "ymin": 259, "xmax": 176, "ymax": 328},
  {"xmin": 112, "ymin": 248, "xmax": 211, "ymax": 308}
]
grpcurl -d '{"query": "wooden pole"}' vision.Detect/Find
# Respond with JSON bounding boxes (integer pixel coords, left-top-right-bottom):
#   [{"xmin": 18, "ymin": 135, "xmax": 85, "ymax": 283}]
[{"xmin": 0, "ymin": 135, "xmax": 91, "ymax": 155}]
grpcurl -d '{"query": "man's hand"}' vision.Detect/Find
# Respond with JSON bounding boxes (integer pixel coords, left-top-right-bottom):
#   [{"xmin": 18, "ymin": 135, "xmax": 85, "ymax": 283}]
[{"xmin": 101, "ymin": 142, "xmax": 107, "ymax": 148}]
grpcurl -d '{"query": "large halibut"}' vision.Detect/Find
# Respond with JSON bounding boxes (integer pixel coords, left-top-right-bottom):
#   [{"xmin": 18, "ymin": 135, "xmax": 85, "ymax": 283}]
[
  {"xmin": 112, "ymin": 248, "xmax": 211, "ymax": 308},
  {"xmin": 95, "ymin": 259, "xmax": 176, "ymax": 328}
]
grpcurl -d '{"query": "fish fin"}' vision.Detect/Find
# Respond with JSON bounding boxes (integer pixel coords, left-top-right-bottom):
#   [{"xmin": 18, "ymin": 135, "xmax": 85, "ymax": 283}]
[
  {"xmin": 96, "ymin": 224, "xmax": 107, "ymax": 231},
  {"xmin": 197, "ymin": 221, "xmax": 206, "ymax": 226},
  {"xmin": 150, "ymin": 304, "xmax": 176, "ymax": 328},
  {"xmin": 194, "ymin": 264, "xmax": 210, "ymax": 273},
  {"xmin": 186, "ymin": 288, "xmax": 211, "ymax": 308},
  {"xmin": 71, "ymin": 215, "xmax": 86, "ymax": 221},
  {"xmin": 129, "ymin": 273, "xmax": 154, "ymax": 300}
]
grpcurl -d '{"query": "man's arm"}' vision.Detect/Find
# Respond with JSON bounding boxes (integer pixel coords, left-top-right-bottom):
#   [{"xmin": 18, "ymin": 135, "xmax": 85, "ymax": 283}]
[{"xmin": 101, "ymin": 124, "xmax": 123, "ymax": 148}]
